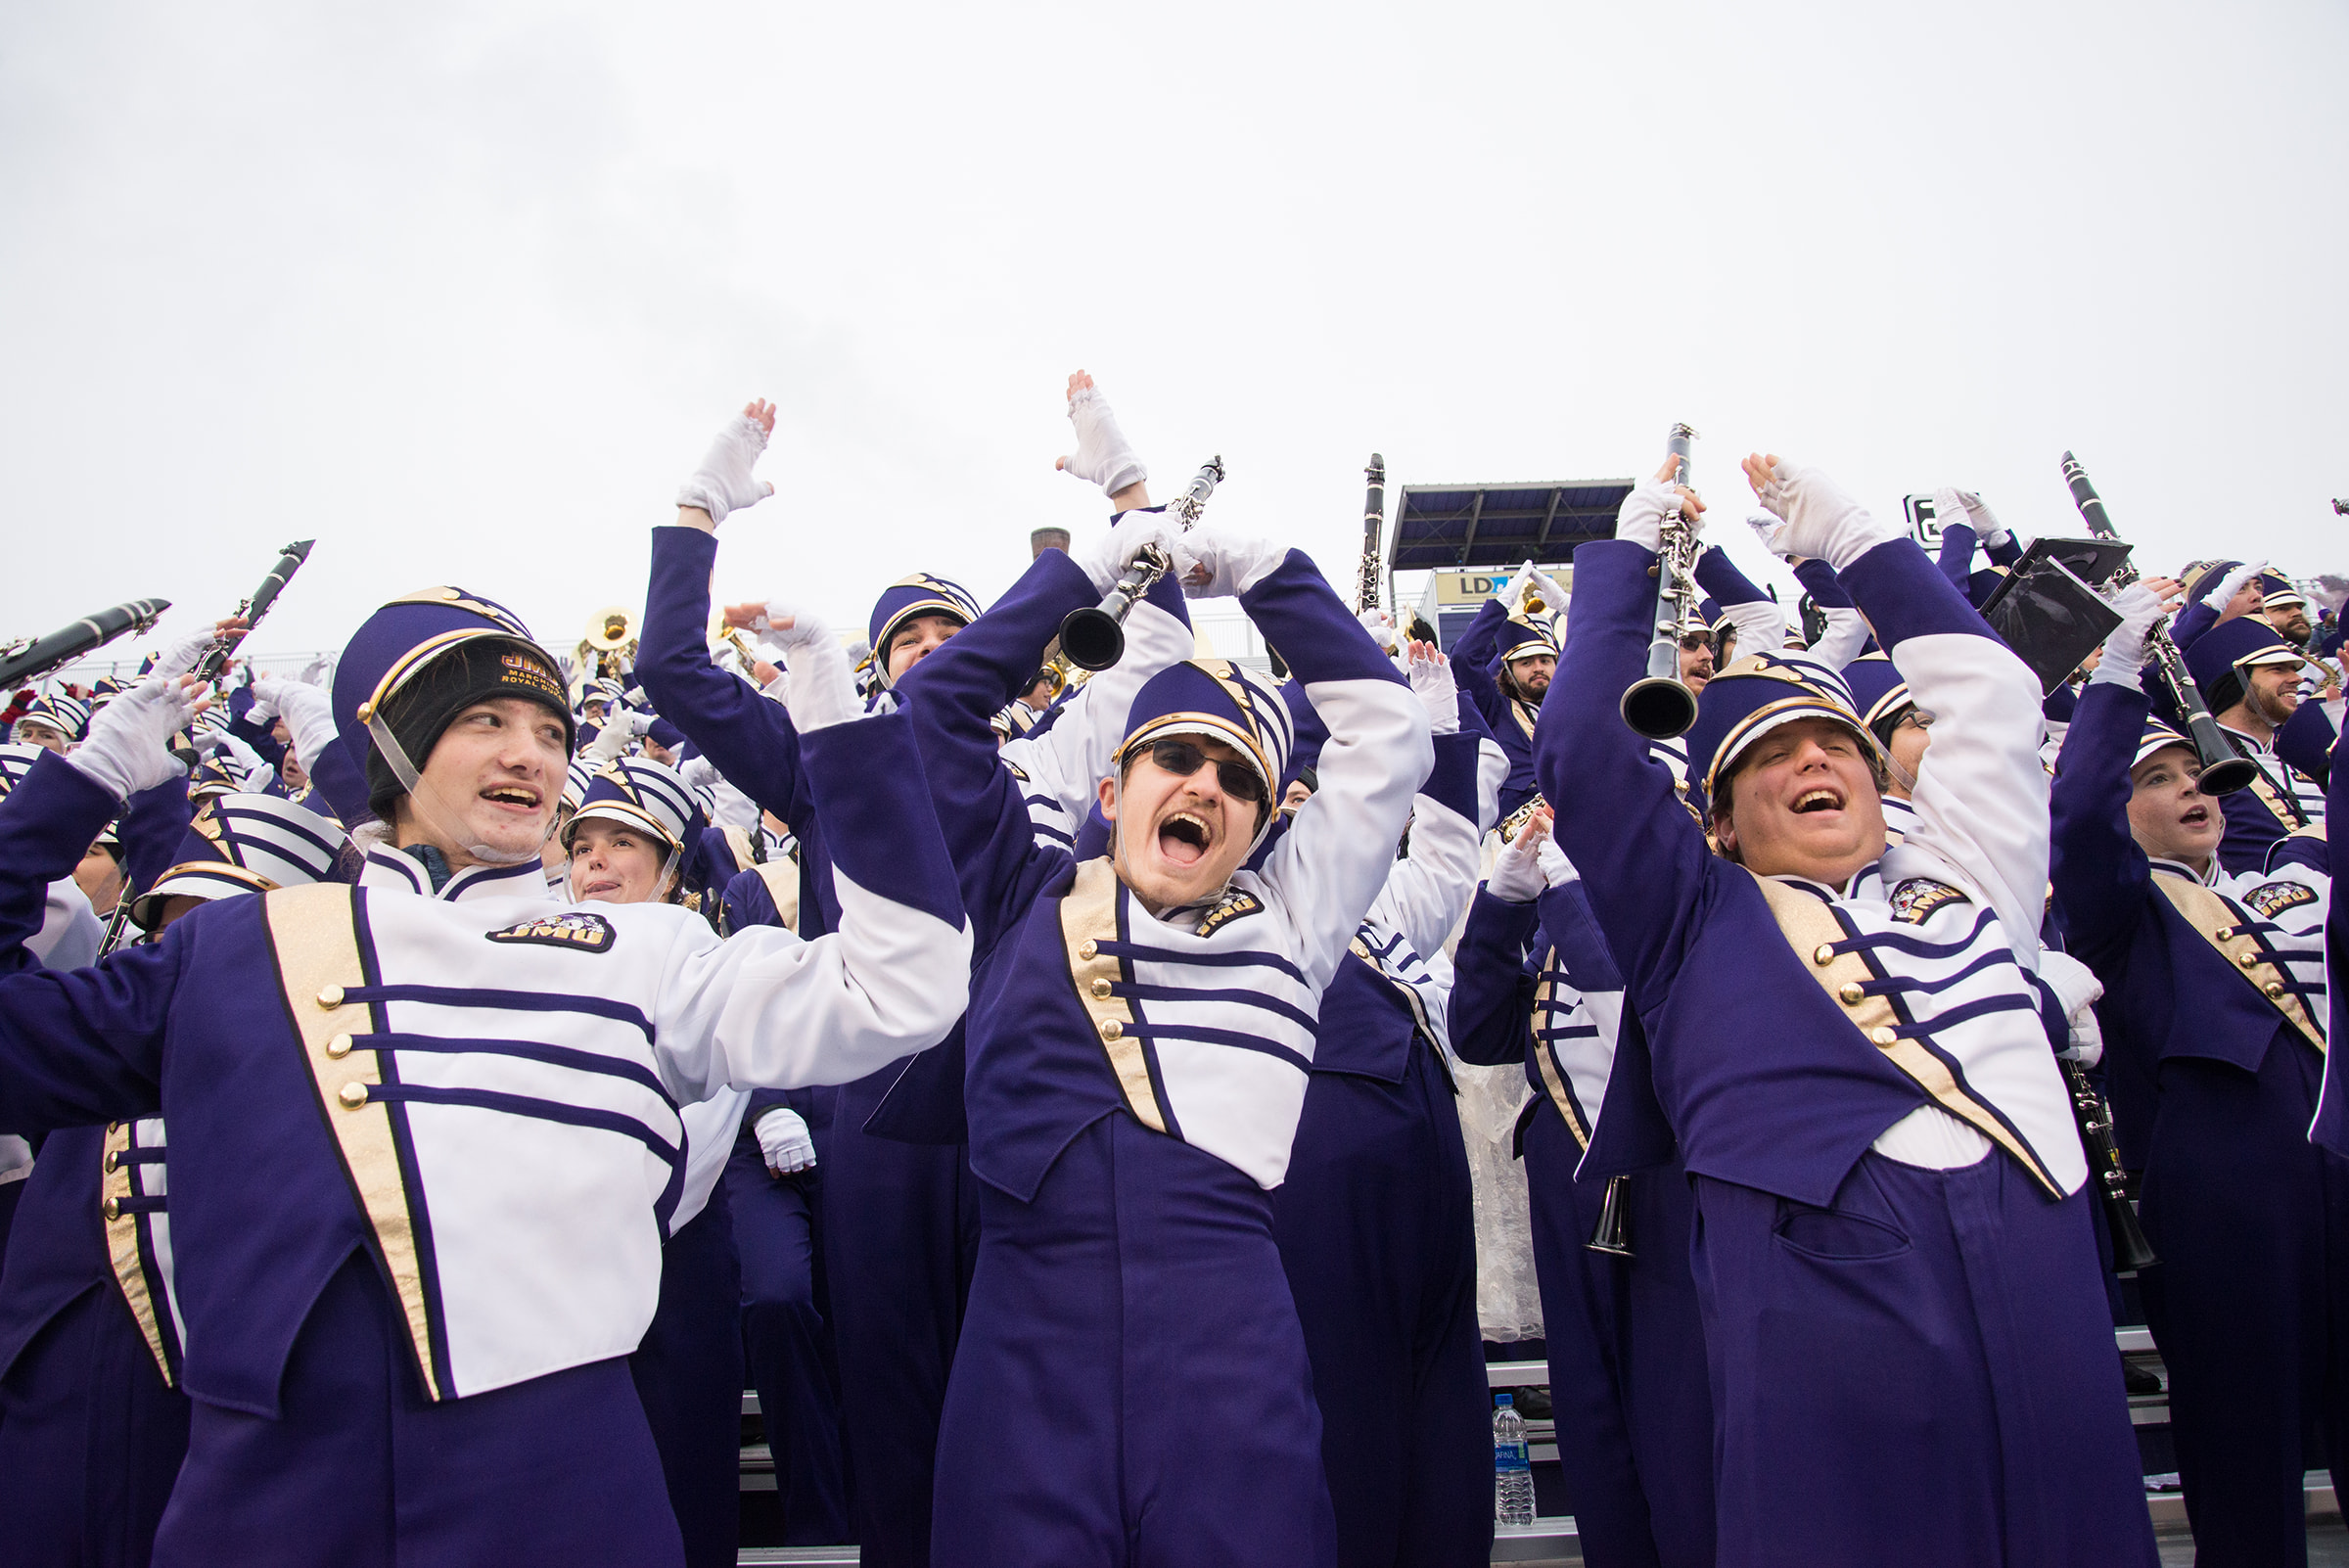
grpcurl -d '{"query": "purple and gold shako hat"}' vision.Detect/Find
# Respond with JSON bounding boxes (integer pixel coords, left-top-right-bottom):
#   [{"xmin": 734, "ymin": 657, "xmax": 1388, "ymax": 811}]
[
  {"xmin": 1683, "ymin": 650, "xmax": 1869, "ymax": 808},
  {"xmin": 1117, "ymin": 657, "xmax": 1295, "ymax": 850},
  {"xmin": 129, "ymin": 791, "xmax": 348, "ymax": 930},
  {"xmin": 331, "ymin": 586, "xmax": 574, "ymax": 822},
  {"xmin": 866, "ymin": 574, "xmax": 982, "ymax": 689}
]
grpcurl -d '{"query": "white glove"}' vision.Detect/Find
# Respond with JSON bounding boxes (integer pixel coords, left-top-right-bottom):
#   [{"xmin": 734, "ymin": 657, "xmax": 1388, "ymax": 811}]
[
  {"xmin": 1497, "ymin": 560, "xmax": 1537, "ymax": 613},
  {"xmin": 2202, "ymin": 559, "xmax": 2266, "ymax": 614},
  {"xmin": 207, "ymin": 732, "xmax": 272, "ymax": 789},
  {"xmin": 756, "ymin": 1107, "xmax": 817, "ymax": 1175},
  {"xmin": 1056, "ymin": 383, "xmax": 1147, "ymax": 497},
  {"xmin": 765, "ymin": 607, "xmax": 862, "ymax": 732},
  {"xmin": 1357, "ymin": 608, "xmax": 1401, "ymax": 654},
  {"xmin": 674, "ymin": 412, "xmax": 775, "ymax": 526},
  {"xmin": 1407, "ymin": 646, "xmax": 1458, "ymax": 735},
  {"xmin": 1748, "ymin": 459, "xmax": 1902, "ymax": 572},
  {"xmin": 1486, "ymin": 812, "xmax": 1552, "ymax": 902},
  {"xmin": 151, "ymin": 627, "xmax": 220, "ymax": 680},
  {"xmin": 1537, "ymin": 835, "xmax": 1577, "ymax": 889},
  {"xmin": 68, "ymin": 677, "xmax": 201, "ymax": 800},
  {"xmin": 2037, "ymin": 949, "xmax": 2106, "ymax": 1068},
  {"xmin": 2090, "ymin": 583, "xmax": 2167, "ymax": 689},
  {"xmin": 677, "ymin": 753, "xmax": 720, "ymax": 792},
  {"xmin": 253, "ymin": 675, "xmax": 338, "ymax": 776},
  {"xmin": 582, "ymin": 709, "xmax": 649, "ymax": 764},
  {"xmin": 1948, "ymin": 488, "xmax": 2008, "ymax": 548},
  {"xmin": 1745, "ymin": 509, "xmax": 1792, "ymax": 558},
  {"xmin": 1173, "ymin": 524, "xmax": 1287, "ymax": 600},
  {"xmin": 1074, "ymin": 510, "xmax": 1176, "ymax": 597},
  {"xmin": 1612, "ymin": 481, "xmax": 1692, "ymax": 554},
  {"xmin": 242, "ymin": 687, "xmax": 279, "ymax": 725},
  {"xmin": 1528, "ymin": 565, "xmax": 1569, "ymax": 611}
]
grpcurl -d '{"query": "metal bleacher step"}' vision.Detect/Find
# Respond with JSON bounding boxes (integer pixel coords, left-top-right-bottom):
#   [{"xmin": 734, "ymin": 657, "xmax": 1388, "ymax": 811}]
[{"xmin": 732, "ymin": 1333, "xmax": 2339, "ymax": 1565}]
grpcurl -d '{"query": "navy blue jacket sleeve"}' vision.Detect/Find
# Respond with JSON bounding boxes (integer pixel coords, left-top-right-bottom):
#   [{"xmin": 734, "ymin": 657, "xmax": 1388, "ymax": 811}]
[
  {"xmin": 0, "ymin": 753, "xmax": 179, "ymax": 1129},
  {"xmin": 2049, "ymin": 680, "xmax": 2157, "ymax": 967},
  {"xmin": 1534, "ymin": 540, "xmax": 1716, "ymax": 1012},
  {"xmin": 635, "ymin": 527, "xmax": 814, "ymax": 835},
  {"xmin": 1791, "ymin": 556, "xmax": 1854, "ymax": 611},
  {"xmin": 2276, "ymin": 699, "xmax": 2333, "ymax": 789},
  {"xmin": 1936, "ymin": 520, "xmax": 1978, "ymax": 591},
  {"xmin": 1448, "ymin": 599, "xmax": 1515, "ymax": 738},
  {"xmin": 895, "ymin": 550, "xmax": 1088, "ymax": 954},
  {"xmin": 1449, "ymin": 889, "xmax": 1540, "ymax": 1067},
  {"xmin": 2170, "ymin": 600, "xmax": 2219, "ymax": 654},
  {"xmin": 1695, "ymin": 546, "xmax": 1771, "ymax": 608}
]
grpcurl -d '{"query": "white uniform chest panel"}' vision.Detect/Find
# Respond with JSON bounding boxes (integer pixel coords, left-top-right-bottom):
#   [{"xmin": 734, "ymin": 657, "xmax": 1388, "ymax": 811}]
[
  {"xmin": 1826, "ymin": 878, "xmax": 2084, "ymax": 1192},
  {"xmin": 1116, "ymin": 874, "xmax": 1323, "ymax": 1189},
  {"xmin": 2210, "ymin": 865, "xmax": 2330, "ymax": 1017},
  {"xmin": 354, "ymin": 892, "xmax": 690, "ymax": 1395}
]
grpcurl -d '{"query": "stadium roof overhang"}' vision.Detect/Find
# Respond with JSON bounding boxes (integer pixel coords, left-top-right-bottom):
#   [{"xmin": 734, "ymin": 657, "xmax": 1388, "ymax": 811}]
[{"xmin": 1385, "ymin": 479, "xmax": 1635, "ymax": 578}]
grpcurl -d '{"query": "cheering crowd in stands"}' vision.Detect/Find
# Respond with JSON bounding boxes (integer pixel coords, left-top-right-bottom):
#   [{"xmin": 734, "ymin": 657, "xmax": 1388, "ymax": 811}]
[{"xmin": 0, "ymin": 373, "xmax": 2339, "ymax": 1568}]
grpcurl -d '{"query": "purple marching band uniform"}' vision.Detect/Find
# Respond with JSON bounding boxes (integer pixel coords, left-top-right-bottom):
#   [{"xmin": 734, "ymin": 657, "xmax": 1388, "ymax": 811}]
[
  {"xmin": 633, "ymin": 523, "xmax": 1192, "ymax": 1565},
  {"xmin": 1266, "ymin": 682, "xmax": 1503, "ymax": 1568},
  {"xmin": 2052, "ymin": 677, "xmax": 2347, "ymax": 1566},
  {"xmin": 893, "ymin": 531, "xmax": 1431, "ymax": 1565},
  {"xmin": 1451, "ymin": 845, "xmax": 1717, "ymax": 1568},
  {"xmin": 1543, "ymin": 470, "xmax": 2155, "ymax": 1566},
  {"xmin": 0, "ymin": 588, "xmax": 969, "ymax": 1567},
  {"xmin": 1447, "ymin": 596, "xmax": 1551, "ymax": 821}
]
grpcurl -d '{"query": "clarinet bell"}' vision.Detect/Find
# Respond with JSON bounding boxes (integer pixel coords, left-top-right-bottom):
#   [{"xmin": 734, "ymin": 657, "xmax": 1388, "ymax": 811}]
[
  {"xmin": 2189, "ymin": 753, "xmax": 2259, "ymax": 798},
  {"xmin": 1057, "ymin": 604, "xmax": 1128, "ymax": 672},
  {"xmin": 1587, "ymin": 1175, "xmax": 1635, "ymax": 1258},
  {"xmin": 1620, "ymin": 675, "xmax": 1699, "ymax": 741},
  {"xmin": 2104, "ymin": 1186, "xmax": 2158, "ymax": 1273}
]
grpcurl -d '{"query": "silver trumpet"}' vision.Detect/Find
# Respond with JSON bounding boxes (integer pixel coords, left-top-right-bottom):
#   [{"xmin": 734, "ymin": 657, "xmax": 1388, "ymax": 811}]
[
  {"xmin": 1619, "ymin": 424, "xmax": 1703, "ymax": 740},
  {"xmin": 1059, "ymin": 457, "xmax": 1224, "ymax": 671}
]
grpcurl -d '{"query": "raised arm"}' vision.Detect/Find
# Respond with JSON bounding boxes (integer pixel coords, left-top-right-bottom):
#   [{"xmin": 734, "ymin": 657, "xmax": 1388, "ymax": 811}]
[
  {"xmin": 1535, "ymin": 473, "xmax": 1718, "ymax": 1007},
  {"xmin": 1758, "ymin": 458, "xmax": 2050, "ymax": 960},
  {"xmin": 2049, "ymin": 665, "xmax": 2161, "ymax": 966},
  {"xmin": 1242, "ymin": 544, "xmax": 1434, "ymax": 992},
  {"xmin": 1361, "ymin": 713, "xmax": 1491, "ymax": 962},
  {"xmin": 1450, "ymin": 887, "xmax": 1541, "ymax": 1068},
  {"xmin": 1694, "ymin": 543, "xmax": 1787, "ymax": 656},
  {"xmin": 1792, "ymin": 557, "xmax": 1870, "ymax": 669}
]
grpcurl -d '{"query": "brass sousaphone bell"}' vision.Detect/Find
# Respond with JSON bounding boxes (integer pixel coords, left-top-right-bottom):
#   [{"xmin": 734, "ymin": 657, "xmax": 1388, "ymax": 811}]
[{"xmin": 578, "ymin": 606, "xmax": 638, "ymax": 683}]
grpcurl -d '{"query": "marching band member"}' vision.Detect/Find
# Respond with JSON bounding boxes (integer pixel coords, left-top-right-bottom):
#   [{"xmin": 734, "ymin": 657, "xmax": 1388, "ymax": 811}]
[
  {"xmin": 1267, "ymin": 649, "xmax": 1501, "ymax": 1568},
  {"xmin": 1449, "ymin": 808, "xmax": 1717, "ymax": 1568},
  {"xmin": 2051, "ymin": 587, "xmax": 2343, "ymax": 1565},
  {"xmin": 10, "ymin": 691, "xmax": 90, "ymax": 754},
  {"xmin": 2186, "ymin": 616, "xmax": 2327, "ymax": 871},
  {"xmin": 0, "ymin": 561, "xmax": 967, "ymax": 1562},
  {"xmin": 1541, "ymin": 451, "xmax": 2154, "ymax": 1566},
  {"xmin": 1449, "ymin": 563, "xmax": 1561, "ymax": 819},
  {"xmin": 898, "ymin": 497, "xmax": 1431, "ymax": 1566}
]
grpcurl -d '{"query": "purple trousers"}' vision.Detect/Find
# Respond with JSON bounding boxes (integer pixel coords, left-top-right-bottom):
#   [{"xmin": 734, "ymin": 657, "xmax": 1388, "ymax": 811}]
[
  {"xmin": 0, "ymin": 1282, "xmax": 190, "ymax": 1568},
  {"xmin": 1693, "ymin": 1151, "xmax": 2157, "ymax": 1568},
  {"xmin": 1521, "ymin": 1104, "xmax": 1713, "ymax": 1568},
  {"xmin": 152, "ymin": 1251, "xmax": 683, "ymax": 1568},
  {"xmin": 934, "ymin": 1111, "xmax": 1335, "ymax": 1568}
]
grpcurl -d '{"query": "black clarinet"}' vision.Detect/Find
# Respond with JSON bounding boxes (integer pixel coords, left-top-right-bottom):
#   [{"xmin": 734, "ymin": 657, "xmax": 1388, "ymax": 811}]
[
  {"xmin": 2058, "ymin": 454, "xmax": 2254, "ymax": 795},
  {"xmin": 1059, "ymin": 459, "xmax": 1223, "ymax": 671},
  {"xmin": 1358, "ymin": 453, "xmax": 1387, "ymax": 614},
  {"xmin": 0, "ymin": 599, "xmax": 171, "ymax": 690},
  {"xmin": 196, "ymin": 540, "xmax": 315, "ymax": 683},
  {"xmin": 2065, "ymin": 1056, "xmax": 2156, "ymax": 1271}
]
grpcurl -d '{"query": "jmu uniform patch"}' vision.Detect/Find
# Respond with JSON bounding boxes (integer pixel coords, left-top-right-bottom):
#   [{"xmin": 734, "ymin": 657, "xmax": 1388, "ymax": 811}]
[
  {"xmin": 1887, "ymin": 878, "xmax": 1969, "ymax": 927},
  {"xmin": 485, "ymin": 911, "xmax": 619, "ymax": 951},
  {"xmin": 2245, "ymin": 879, "xmax": 2320, "ymax": 919}
]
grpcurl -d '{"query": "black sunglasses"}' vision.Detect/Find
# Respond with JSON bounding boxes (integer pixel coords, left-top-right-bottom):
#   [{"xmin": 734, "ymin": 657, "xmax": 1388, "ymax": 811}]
[{"xmin": 1146, "ymin": 738, "xmax": 1267, "ymax": 805}]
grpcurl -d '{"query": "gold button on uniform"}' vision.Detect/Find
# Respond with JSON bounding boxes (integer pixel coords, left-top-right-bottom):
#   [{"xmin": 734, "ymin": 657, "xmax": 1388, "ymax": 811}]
[
  {"xmin": 1813, "ymin": 945, "xmax": 1836, "ymax": 966},
  {"xmin": 1837, "ymin": 982, "xmax": 1865, "ymax": 1005},
  {"xmin": 338, "ymin": 1083, "xmax": 370, "ymax": 1110},
  {"xmin": 1869, "ymin": 1026, "xmax": 1899, "ymax": 1047},
  {"xmin": 2238, "ymin": 951, "xmax": 2260, "ymax": 969},
  {"xmin": 325, "ymin": 1034, "xmax": 353, "ymax": 1060},
  {"xmin": 1090, "ymin": 978, "xmax": 1114, "ymax": 999},
  {"xmin": 103, "ymin": 1151, "xmax": 118, "ymax": 1174},
  {"xmin": 317, "ymin": 985, "xmax": 345, "ymax": 1009},
  {"xmin": 1098, "ymin": 1019, "xmax": 1123, "ymax": 1042},
  {"xmin": 2265, "ymin": 981, "xmax": 2286, "ymax": 999},
  {"xmin": 2214, "ymin": 927, "xmax": 2234, "ymax": 941},
  {"xmin": 1078, "ymin": 941, "xmax": 1098, "ymax": 962},
  {"xmin": 102, "ymin": 1197, "xmax": 121, "ymax": 1222}
]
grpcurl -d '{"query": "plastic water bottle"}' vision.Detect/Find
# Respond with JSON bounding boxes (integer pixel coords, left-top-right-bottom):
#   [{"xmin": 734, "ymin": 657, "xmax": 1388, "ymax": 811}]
[{"xmin": 1494, "ymin": 1392, "xmax": 1535, "ymax": 1526}]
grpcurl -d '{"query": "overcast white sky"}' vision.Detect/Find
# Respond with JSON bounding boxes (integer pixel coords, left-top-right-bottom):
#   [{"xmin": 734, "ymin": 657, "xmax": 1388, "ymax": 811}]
[{"xmin": 4, "ymin": 0, "xmax": 2344, "ymax": 669}]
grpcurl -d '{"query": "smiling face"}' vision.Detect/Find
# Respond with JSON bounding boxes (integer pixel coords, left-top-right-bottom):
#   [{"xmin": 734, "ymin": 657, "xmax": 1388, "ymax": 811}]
[
  {"xmin": 1711, "ymin": 716, "xmax": 1887, "ymax": 885},
  {"xmin": 2126, "ymin": 745, "xmax": 2223, "ymax": 873},
  {"xmin": 2242, "ymin": 662, "xmax": 2302, "ymax": 726},
  {"xmin": 393, "ymin": 696, "xmax": 567, "ymax": 868},
  {"xmin": 567, "ymin": 817, "xmax": 674, "ymax": 904},
  {"xmin": 1679, "ymin": 634, "xmax": 1715, "ymax": 693},
  {"xmin": 887, "ymin": 614, "xmax": 964, "ymax": 682},
  {"xmin": 1097, "ymin": 733, "xmax": 1267, "ymax": 914}
]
